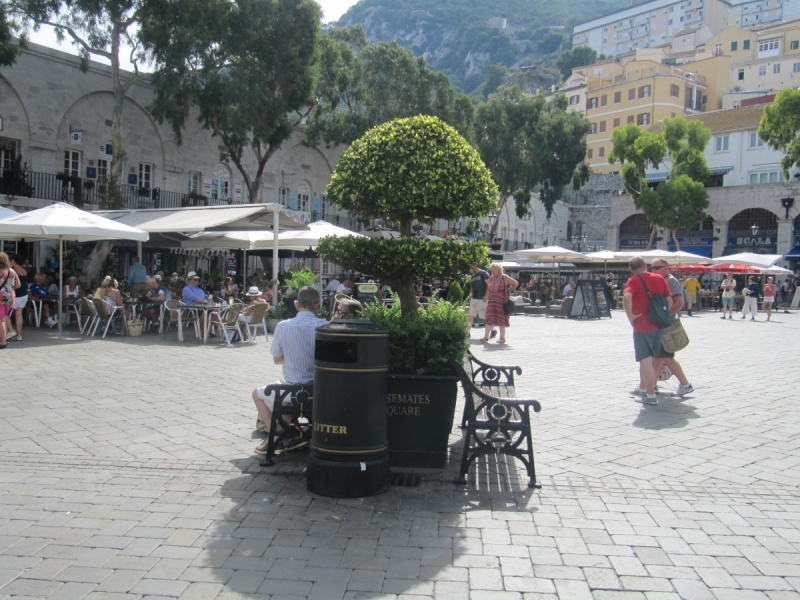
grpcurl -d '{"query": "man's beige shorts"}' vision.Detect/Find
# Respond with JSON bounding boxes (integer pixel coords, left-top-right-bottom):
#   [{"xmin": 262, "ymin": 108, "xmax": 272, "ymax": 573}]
[{"xmin": 469, "ymin": 297, "xmax": 487, "ymax": 319}]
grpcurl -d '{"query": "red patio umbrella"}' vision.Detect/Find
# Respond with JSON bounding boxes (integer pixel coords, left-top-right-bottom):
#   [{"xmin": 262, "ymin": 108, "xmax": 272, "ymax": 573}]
[
  {"xmin": 711, "ymin": 263, "xmax": 762, "ymax": 274},
  {"xmin": 669, "ymin": 264, "xmax": 712, "ymax": 274}
]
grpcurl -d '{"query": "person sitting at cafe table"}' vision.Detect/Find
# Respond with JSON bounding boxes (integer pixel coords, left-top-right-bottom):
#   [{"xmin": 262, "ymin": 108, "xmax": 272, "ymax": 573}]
[
  {"xmin": 143, "ymin": 277, "xmax": 171, "ymax": 333},
  {"xmin": 333, "ymin": 295, "xmax": 362, "ymax": 320},
  {"xmin": 29, "ymin": 273, "xmax": 58, "ymax": 327},
  {"xmin": 251, "ymin": 286, "xmax": 328, "ymax": 456},
  {"xmin": 238, "ymin": 286, "xmax": 268, "ymax": 341},
  {"xmin": 63, "ymin": 276, "xmax": 80, "ymax": 301},
  {"xmin": 182, "ymin": 272, "xmax": 207, "ymax": 304}
]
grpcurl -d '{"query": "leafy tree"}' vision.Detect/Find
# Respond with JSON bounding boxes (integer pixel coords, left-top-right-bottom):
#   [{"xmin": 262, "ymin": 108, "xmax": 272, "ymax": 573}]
[
  {"xmin": 0, "ymin": 4, "xmax": 19, "ymax": 66},
  {"xmin": 474, "ymin": 87, "xmax": 591, "ymax": 230},
  {"xmin": 758, "ymin": 88, "xmax": 800, "ymax": 177},
  {"xmin": 538, "ymin": 31, "xmax": 563, "ymax": 54},
  {"xmin": 609, "ymin": 117, "xmax": 711, "ymax": 250},
  {"xmin": 555, "ymin": 46, "xmax": 597, "ymax": 80},
  {"xmin": 482, "ymin": 63, "xmax": 507, "ymax": 100},
  {"xmin": 7, "ymin": 0, "xmax": 155, "ymax": 183},
  {"xmin": 318, "ymin": 115, "xmax": 497, "ymax": 315},
  {"xmin": 145, "ymin": 0, "xmax": 321, "ymax": 202},
  {"xmin": 304, "ymin": 28, "xmax": 475, "ymax": 147}
]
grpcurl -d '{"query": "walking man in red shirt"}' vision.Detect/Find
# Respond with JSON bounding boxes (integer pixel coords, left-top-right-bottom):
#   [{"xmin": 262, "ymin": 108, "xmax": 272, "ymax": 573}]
[{"xmin": 623, "ymin": 256, "xmax": 673, "ymax": 406}]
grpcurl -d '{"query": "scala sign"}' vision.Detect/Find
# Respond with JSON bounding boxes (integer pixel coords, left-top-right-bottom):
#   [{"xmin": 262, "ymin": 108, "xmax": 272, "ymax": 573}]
[{"xmin": 727, "ymin": 235, "xmax": 775, "ymax": 247}]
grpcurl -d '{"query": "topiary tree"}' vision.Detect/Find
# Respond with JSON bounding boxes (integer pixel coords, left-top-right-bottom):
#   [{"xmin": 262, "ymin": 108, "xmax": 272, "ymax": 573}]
[{"xmin": 318, "ymin": 115, "xmax": 497, "ymax": 315}]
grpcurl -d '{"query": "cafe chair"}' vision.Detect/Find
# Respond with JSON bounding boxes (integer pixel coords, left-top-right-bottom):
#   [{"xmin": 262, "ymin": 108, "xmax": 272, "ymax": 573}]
[
  {"xmin": 210, "ymin": 303, "xmax": 244, "ymax": 346},
  {"xmin": 244, "ymin": 302, "xmax": 270, "ymax": 343},
  {"xmin": 76, "ymin": 297, "xmax": 97, "ymax": 335},
  {"xmin": 163, "ymin": 299, "xmax": 200, "ymax": 342},
  {"xmin": 90, "ymin": 298, "xmax": 125, "ymax": 338}
]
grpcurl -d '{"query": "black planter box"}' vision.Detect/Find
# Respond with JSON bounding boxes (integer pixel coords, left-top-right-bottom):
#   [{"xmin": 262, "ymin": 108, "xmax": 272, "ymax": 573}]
[{"xmin": 387, "ymin": 373, "xmax": 459, "ymax": 468}]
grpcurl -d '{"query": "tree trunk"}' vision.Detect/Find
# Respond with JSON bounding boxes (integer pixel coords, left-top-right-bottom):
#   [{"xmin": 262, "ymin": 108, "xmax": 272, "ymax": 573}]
[
  {"xmin": 84, "ymin": 240, "xmax": 115, "ymax": 288},
  {"xmin": 392, "ymin": 278, "xmax": 418, "ymax": 317},
  {"xmin": 492, "ymin": 195, "xmax": 508, "ymax": 237},
  {"xmin": 645, "ymin": 226, "xmax": 657, "ymax": 250},
  {"xmin": 109, "ymin": 24, "xmax": 125, "ymax": 182},
  {"xmin": 672, "ymin": 230, "xmax": 681, "ymax": 251}
]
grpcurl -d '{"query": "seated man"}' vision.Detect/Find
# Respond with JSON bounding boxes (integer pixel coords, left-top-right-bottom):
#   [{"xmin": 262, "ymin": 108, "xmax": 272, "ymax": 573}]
[
  {"xmin": 29, "ymin": 273, "xmax": 57, "ymax": 327},
  {"xmin": 238, "ymin": 286, "xmax": 268, "ymax": 341},
  {"xmin": 252, "ymin": 286, "xmax": 328, "ymax": 455},
  {"xmin": 142, "ymin": 277, "xmax": 171, "ymax": 332}
]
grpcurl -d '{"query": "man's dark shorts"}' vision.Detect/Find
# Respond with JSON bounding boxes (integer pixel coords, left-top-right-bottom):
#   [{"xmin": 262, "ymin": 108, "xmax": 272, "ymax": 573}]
[
  {"xmin": 633, "ymin": 330, "xmax": 664, "ymax": 362},
  {"xmin": 656, "ymin": 345, "xmax": 675, "ymax": 359}
]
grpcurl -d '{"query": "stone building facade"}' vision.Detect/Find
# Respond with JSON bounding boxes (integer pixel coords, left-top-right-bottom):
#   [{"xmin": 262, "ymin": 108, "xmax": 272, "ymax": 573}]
[{"xmin": 0, "ymin": 41, "xmax": 344, "ymax": 214}]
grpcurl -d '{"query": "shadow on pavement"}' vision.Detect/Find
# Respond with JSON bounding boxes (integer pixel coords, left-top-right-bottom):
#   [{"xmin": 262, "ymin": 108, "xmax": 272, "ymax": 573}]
[{"xmin": 632, "ymin": 398, "xmax": 699, "ymax": 430}]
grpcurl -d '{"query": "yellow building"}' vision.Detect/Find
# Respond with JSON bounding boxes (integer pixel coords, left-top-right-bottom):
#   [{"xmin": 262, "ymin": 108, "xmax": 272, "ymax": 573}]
[{"xmin": 584, "ymin": 54, "xmax": 730, "ymax": 173}]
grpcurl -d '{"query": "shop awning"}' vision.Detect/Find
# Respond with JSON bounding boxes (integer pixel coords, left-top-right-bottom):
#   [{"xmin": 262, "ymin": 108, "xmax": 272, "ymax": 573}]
[
  {"xmin": 94, "ymin": 204, "xmax": 308, "ymax": 234},
  {"xmin": 710, "ymin": 166, "xmax": 733, "ymax": 175},
  {"xmin": 646, "ymin": 172, "xmax": 669, "ymax": 183},
  {"xmin": 785, "ymin": 246, "xmax": 800, "ymax": 259}
]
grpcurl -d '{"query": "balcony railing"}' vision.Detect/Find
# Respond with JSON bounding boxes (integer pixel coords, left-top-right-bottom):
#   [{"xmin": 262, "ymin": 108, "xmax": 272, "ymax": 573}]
[{"xmin": 0, "ymin": 168, "xmax": 247, "ymax": 209}]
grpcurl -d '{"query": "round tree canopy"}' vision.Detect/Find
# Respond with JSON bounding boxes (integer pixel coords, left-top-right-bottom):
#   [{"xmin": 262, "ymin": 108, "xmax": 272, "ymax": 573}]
[{"xmin": 326, "ymin": 115, "xmax": 498, "ymax": 230}]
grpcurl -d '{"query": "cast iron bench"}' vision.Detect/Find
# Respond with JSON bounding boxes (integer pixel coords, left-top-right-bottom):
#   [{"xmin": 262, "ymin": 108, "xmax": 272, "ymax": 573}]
[
  {"xmin": 453, "ymin": 355, "xmax": 541, "ymax": 488},
  {"xmin": 258, "ymin": 384, "xmax": 313, "ymax": 467},
  {"xmin": 460, "ymin": 352, "xmax": 521, "ymax": 428}
]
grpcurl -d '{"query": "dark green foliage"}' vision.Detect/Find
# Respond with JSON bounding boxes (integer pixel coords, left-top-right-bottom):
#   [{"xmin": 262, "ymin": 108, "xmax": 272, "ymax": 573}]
[
  {"xmin": 305, "ymin": 29, "xmax": 475, "ymax": 147},
  {"xmin": 146, "ymin": 0, "xmax": 322, "ymax": 201},
  {"xmin": 482, "ymin": 64, "xmax": 507, "ymax": 100},
  {"xmin": 538, "ymin": 31, "xmax": 563, "ymax": 54},
  {"xmin": 475, "ymin": 86, "xmax": 591, "ymax": 220},
  {"xmin": 362, "ymin": 299, "xmax": 468, "ymax": 374},
  {"xmin": 556, "ymin": 45, "xmax": 597, "ymax": 80},
  {"xmin": 0, "ymin": 5, "xmax": 19, "ymax": 66},
  {"xmin": 448, "ymin": 280, "xmax": 464, "ymax": 303},
  {"xmin": 609, "ymin": 117, "xmax": 711, "ymax": 248},
  {"xmin": 0, "ymin": 155, "xmax": 33, "ymax": 197},
  {"xmin": 758, "ymin": 88, "xmax": 800, "ymax": 177}
]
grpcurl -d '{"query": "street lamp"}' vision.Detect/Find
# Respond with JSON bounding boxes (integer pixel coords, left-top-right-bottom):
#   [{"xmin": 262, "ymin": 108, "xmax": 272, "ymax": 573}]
[
  {"xmin": 574, "ymin": 233, "xmax": 588, "ymax": 251},
  {"xmin": 751, "ymin": 223, "xmax": 759, "ymax": 252},
  {"xmin": 488, "ymin": 210, "xmax": 499, "ymax": 241}
]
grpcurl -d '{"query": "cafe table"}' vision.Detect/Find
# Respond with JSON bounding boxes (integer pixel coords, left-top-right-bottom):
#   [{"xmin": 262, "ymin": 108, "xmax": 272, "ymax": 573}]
[{"xmin": 182, "ymin": 301, "xmax": 228, "ymax": 343}]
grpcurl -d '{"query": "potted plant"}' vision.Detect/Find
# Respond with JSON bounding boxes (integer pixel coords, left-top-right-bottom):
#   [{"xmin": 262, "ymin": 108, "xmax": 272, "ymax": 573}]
[{"xmin": 317, "ymin": 115, "xmax": 497, "ymax": 468}]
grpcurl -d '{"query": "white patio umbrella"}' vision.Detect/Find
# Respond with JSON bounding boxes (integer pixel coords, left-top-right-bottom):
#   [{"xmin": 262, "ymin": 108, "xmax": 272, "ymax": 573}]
[
  {"xmin": 266, "ymin": 221, "xmax": 366, "ymax": 293},
  {"xmin": 515, "ymin": 245, "xmax": 592, "ymax": 286},
  {"xmin": 0, "ymin": 206, "xmax": 17, "ymax": 252},
  {"xmin": 710, "ymin": 252, "xmax": 783, "ymax": 270},
  {"xmin": 761, "ymin": 264, "xmax": 793, "ymax": 276},
  {"xmin": 635, "ymin": 249, "xmax": 713, "ymax": 265},
  {"xmin": 182, "ymin": 231, "xmax": 274, "ymax": 289},
  {"xmin": 515, "ymin": 245, "xmax": 591, "ymax": 263},
  {"xmin": 363, "ymin": 226, "xmax": 400, "ymax": 239},
  {"xmin": 0, "ymin": 203, "xmax": 149, "ymax": 333},
  {"xmin": 269, "ymin": 220, "xmax": 366, "ymax": 251},
  {"xmin": 583, "ymin": 250, "xmax": 621, "ymax": 275}
]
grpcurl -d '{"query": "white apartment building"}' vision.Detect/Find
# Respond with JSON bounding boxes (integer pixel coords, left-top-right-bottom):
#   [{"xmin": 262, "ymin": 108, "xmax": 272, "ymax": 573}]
[
  {"xmin": 573, "ymin": 0, "xmax": 800, "ymax": 57},
  {"xmin": 646, "ymin": 104, "xmax": 793, "ymax": 186}
]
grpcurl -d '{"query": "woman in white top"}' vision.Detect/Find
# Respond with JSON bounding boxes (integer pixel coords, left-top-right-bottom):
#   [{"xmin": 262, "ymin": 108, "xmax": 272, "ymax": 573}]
[{"xmin": 63, "ymin": 276, "xmax": 80, "ymax": 298}]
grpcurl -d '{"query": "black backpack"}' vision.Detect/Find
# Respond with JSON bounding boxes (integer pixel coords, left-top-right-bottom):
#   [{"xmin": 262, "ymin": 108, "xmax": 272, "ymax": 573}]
[{"xmin": 636, "ymin": 274, "xmax": 672, "ymax": 329}]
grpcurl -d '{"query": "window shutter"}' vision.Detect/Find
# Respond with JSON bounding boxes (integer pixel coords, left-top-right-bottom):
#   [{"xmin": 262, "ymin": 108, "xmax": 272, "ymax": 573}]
[{"xmin": 290, "ymin": 193, "xmax": 297, "ymax": 210}]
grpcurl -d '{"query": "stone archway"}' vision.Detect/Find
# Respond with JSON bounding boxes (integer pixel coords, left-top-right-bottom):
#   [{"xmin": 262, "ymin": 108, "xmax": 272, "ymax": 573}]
[
  {"xmin": 618, "ymin": 213, "xmax": 652, "ymax": 250},
  {"xmin": 726, "ymin": 208, "xmax": 779, "ymax": 254}
]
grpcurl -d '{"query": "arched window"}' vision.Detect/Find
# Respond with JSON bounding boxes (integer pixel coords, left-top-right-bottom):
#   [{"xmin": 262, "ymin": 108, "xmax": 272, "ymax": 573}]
[
  {"xmin": 728, "ymin": 208, "xmax": 778, "ymax": 234},
  {"xmin": 566, "ymin": 221, "xmax": 573, "ymax": 241},
  {"xmin": 619, "ymin": 214, "xmax": 651, "ymax": 237},
  {"xmin": 794, "ymin": 214, "xmax": 800, "ymax": 236}
]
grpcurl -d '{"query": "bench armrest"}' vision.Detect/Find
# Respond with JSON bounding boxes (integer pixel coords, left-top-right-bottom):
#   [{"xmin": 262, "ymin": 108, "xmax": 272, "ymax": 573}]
[{"xmin": 467, "ymin": 352, "xmax": 522, "ymax": 387}]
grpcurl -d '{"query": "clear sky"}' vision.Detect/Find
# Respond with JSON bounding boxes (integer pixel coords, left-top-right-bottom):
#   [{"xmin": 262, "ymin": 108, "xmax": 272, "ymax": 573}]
[{"xmin": 24, "ymin": 0, "xmax": 359, "ymax": 71}]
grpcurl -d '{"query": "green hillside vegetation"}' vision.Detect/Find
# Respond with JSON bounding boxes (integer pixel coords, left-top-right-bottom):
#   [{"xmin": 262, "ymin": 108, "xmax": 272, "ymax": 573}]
[{"xmin": 337, "ymin": 0, "xmax": 625, "ymax": 92}]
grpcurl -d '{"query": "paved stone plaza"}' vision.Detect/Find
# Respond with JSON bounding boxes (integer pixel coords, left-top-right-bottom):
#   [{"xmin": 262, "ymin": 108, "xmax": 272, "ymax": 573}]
[{"xmin": 1, "ymin": 307, "xmax": 800, "ymax": 600}]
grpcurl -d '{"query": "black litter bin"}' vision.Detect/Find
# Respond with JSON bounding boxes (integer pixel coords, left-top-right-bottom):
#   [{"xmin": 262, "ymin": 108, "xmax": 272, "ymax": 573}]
[{"xmin": 307, "ymin": 319, "xmax": 390, "ymax": 498}]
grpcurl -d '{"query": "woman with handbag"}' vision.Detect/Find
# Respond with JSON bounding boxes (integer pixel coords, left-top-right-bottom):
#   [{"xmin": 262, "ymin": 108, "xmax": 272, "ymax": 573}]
[
  {"xmin": 0, "ymin": 252, "xmax": 20, "ymax": 349},
  {"xmin": 480, "ymin": 263, "xmax": 518, "ymax": 344}
]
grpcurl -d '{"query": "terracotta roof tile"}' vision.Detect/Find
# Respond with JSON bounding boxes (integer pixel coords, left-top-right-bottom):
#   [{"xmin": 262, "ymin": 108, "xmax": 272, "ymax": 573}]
[{"xmin": 649, "ymin": 104, "xmax": 766, "ymax": 134}]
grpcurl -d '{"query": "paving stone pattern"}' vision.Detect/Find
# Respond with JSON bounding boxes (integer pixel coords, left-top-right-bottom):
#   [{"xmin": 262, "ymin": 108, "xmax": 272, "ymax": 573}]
[{"xmin": 0, "ymin": 308, "xmax": 799, "ymax": 599}]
